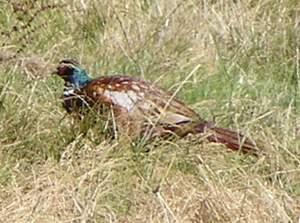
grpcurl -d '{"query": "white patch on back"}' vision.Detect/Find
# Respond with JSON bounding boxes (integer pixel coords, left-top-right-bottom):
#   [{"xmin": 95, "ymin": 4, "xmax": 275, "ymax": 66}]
[
  {"xmin": 127, "ymin": 90, "xmax": 139, "ymax": 101},
  {"xmin": 104, "ymin": 90, "xmax": 137, "ymax": 111}
]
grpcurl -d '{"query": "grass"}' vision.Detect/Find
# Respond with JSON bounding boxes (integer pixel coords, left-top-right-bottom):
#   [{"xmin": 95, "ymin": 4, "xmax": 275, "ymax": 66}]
[{"xmin": 0, "ymin": 0, "xmax": 300, "ymax": 222}]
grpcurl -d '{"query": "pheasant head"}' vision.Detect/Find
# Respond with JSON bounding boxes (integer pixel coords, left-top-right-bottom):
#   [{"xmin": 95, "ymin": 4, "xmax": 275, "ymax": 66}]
[{"xmin": 56, "ymin": 59, "xmax": 92, "ymax": 88}]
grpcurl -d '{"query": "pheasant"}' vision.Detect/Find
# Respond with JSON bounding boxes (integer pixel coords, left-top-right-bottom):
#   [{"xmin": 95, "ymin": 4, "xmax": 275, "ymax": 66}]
[{"xmin": 55, "ymin": 59, "xmax": 259, "ymax": 155}]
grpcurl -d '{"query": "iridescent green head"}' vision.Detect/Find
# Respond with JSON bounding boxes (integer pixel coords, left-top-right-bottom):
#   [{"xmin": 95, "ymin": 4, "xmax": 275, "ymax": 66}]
[{"xmin": 56, "ymin": 59, "xmax": 92, "ymax": 88}]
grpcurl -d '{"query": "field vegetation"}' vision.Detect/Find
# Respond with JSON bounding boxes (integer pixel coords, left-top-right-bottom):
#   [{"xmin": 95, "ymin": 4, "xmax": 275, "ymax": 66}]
[{"xmin": 0, "ymin": 0, "xmax": 299, "ymax": 222}]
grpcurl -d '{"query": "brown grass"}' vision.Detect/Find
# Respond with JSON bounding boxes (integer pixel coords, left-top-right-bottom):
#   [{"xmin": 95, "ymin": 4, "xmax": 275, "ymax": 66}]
[{"xmin": 0, "ymin": 0, "xmax": 300, "ymax": 222}]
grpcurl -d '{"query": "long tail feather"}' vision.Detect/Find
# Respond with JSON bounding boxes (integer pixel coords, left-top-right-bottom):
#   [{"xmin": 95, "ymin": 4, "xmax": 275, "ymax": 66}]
[{"xmin": 195, "ymin": 122, "xmax": 259, "ymax": 155}]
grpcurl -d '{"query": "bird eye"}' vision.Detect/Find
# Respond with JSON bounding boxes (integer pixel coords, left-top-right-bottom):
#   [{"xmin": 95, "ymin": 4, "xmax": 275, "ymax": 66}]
[{"xmin": 56, "ymin": 65, "xmax": 72, "ymax": 76}]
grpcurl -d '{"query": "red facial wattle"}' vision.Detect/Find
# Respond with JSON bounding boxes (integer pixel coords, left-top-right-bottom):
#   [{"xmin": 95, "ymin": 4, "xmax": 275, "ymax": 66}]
[{"xmin": 56, "ymin": 66, "xmax": 70, "ymax": 77}]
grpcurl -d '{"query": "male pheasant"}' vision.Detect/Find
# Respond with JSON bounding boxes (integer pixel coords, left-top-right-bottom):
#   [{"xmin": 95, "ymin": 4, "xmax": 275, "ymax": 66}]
[{"xmin": 55, "ymin": 59, "xmax": 259, "ymax": 155}]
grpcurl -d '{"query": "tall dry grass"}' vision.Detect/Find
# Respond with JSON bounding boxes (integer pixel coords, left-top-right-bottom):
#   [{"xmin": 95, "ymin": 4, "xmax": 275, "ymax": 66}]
[{"xmin": 0, "ymin": 0, "xmax": 299, "ymax": 222}]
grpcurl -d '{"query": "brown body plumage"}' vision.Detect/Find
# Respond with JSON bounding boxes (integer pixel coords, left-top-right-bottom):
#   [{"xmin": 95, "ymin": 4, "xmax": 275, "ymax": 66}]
[{"xmin": 56, "ymin": 59, "xmax": 259, "ymax": 155}]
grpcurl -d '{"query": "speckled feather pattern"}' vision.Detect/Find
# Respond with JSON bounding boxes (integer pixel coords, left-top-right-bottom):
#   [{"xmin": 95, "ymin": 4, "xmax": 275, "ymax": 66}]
[{"xmin": 83, "ymin": 75, "xmax": 200, "ymax": 123}]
